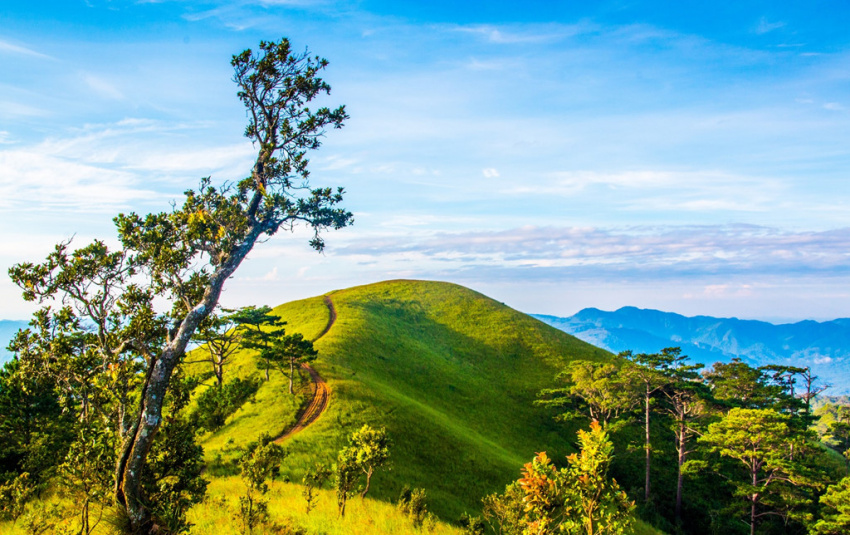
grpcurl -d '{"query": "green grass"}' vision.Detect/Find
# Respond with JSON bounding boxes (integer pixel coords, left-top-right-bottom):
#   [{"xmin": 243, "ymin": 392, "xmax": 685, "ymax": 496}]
[
  {"xmin": 182, "ymin": 295, "xmax": 333, "ymax": 466},
  {"xmin": 2, "ymin": 279, "xmax": 667, "ymax": 534},
  {"xmin": 265, "ymin": 280, "xmax": 612, "ymax": 520},
  {"xmin": 187, "ymin": 476, "xmax": 464, "ymax": 535}
]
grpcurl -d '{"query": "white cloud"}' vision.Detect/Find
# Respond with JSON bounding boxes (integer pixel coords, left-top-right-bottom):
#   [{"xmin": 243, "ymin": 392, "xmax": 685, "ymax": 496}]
[
  {"xmin": 686, "ymin": 284, "xmax": 755, "ymax": 299},
  {"xmin": 81, "ymin": 73, "xmax": 125, "ymax": 101},
  {"xmin": 0, "ymin": 101, "xmax": 48, "ymax": 118},
  {"xmin": 0, "ymin": 39, "xmax": 53, "ymax": 60},
  {"xmin": 0, "ymin": 148, "xmax": 160, "ymax": 211},
  {"xmin": 332, "ymin": 224, "xmax": 850, "ymax": 279},
  {"xmin": 754, "ymin": 17, "xmax": 786, "ymax": 35},
  {"xmin": 482, "ymin": 168, "xmax": 499, "ymax": 178},
  {"xmin": 0, "ymin": 119, "xmax": 259, "ymax": 214},
  {"xmin": 449, "ymin": 23, "xmax": 592, "ymax": 45}
]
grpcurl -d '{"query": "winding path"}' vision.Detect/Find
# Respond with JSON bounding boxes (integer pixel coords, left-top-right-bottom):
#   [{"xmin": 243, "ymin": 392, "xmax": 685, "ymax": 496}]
[{"xmin": 275, "ymin": 295, "xmax": 335, "ymax": 442}]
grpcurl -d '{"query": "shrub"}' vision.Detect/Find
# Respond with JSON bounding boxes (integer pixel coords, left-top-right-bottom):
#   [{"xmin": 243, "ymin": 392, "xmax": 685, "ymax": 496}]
[
  {"xmin": 398, "ymin": 486, "xmax": 430, "ymax": 528},
  {"xmin": 192, "ymin": 377, "xmax": 259, "ymax": 433}
]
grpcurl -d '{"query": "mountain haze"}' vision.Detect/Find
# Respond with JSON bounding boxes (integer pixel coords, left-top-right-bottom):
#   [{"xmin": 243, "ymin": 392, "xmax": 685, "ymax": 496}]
[
  {"xmin": 0, "ymin": 320, "xmax": 27, "ymax": 364},
  {"xmin": 534, "ymin": 307, "xmax": 850, "ymax": 393}
]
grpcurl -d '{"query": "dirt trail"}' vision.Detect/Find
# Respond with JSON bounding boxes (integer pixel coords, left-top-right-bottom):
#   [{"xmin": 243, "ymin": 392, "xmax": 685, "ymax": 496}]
[{"xmin": 275, "ymin": 295, "xmax": 335, "ymax": 442}]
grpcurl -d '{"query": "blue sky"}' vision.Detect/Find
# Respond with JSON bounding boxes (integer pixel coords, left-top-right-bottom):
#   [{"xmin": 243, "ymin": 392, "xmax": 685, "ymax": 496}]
[{"xmin": 2, "ymin": 1, "xmax": 850, "ymax": 322}]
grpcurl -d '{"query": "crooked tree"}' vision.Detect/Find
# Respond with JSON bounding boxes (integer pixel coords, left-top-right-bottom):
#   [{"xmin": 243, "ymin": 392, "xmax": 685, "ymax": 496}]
[{"xmin": 9, "ymin": 38, "xmax": 351, "ymax": 532}]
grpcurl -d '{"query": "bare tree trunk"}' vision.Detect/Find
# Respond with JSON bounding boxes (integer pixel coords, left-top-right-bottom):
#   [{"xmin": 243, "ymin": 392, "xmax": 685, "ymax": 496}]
[
  {"xmin": 750, "ymin": 469, "xmax": 758, "ymax": 535},
  {"xmin": 644, "ymin": 387, "xmax": 651, "ymax": 503},
  {"xmin": 289, "ymin": 358, "xmax": 295, "ymax": 395},
  {"xmin": 360, "ymin": 467, "xmax": 373, "ymax": 498},
  {"xmin": 750, "ymin": 499, "xmax": 756, "ymax": 535},
  {"xmin": 675, "ymin": 423, "xmax": 686, "ymax": 522},
  {"xmin": 117, "ymin": 239, "xmax": 254, "ymax": 533}
]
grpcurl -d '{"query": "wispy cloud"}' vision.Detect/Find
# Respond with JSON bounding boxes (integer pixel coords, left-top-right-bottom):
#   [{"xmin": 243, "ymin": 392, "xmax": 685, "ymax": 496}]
[
  {"xmin": 0, "ymin": 39, "xmax": 53, "ymax": 60},
  {"xmin": 755, "ymin": 17, "xmax": 786, "ymax": 35},
  {"xmin": 0, "ymin": 119, "xmax": 255, "ymax": 212},
  {"xmin": 80, "ymin": 73, "xmax": 125, "ymax": 101},
  {"xmin": 448, "ymin": 23, "xmax": 592, "ymax": 45},
  {"xmin": 333, "ymin": 224, "xmax": 850, "ymax": 280}
]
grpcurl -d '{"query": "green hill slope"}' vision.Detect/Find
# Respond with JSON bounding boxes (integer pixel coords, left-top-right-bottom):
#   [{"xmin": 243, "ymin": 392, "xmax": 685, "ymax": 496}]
[{"xmin": 195, "ymin": 279, "xmax": 612, "ymax": 520}]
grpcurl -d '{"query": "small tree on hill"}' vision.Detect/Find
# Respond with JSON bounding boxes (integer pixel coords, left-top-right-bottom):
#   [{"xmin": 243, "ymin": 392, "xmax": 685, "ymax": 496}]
[
  {"xmin": 60, "ymin": 422, "xmax": 115, "ymax": 535},
  {"xmin": 232, "ymin": 306, "xmax": 287, "ymax": 382},
  {"xmin": 237, "ymin": 434, "xmax": 286, "ymax": 534},
  {"xmin": 334, "ymin": 448, "xmax": 359, "ymax": 518},
  {"xmin": 301, "ymin": 462, "xmax": 331, "ymax": 514},
  {"xmin": 811, "ymin": 476, "xmax": 850, "ymax": 535},
  {"xmin": 265, "ymin": 332, "xmax": 318, "ymax": 394},
  {"xmin": 703, "ymin": 359, "xmax": 783, "ymax": 411},
  {"xmin": 481, "ymin": 482, "xmax": 525, "ymax": 535},
  {"xmin": 654, "ymin": 348, "xmax": 708, "ymax": 524},
  {"xmin": 346, "ymin": 424, "xmax": 391, "ymax": 498},
  {"xmin": 397, "ymin": 486, "xmax": 431, "ymax": 529},
  {"xmin": 621, "ymin": 348, "xmax": 677, "ymax": 504},
  {"xmin": 518, "ymin": 420, "xmax": 634, "ymax": 534},
  {"xmin": 537, "ymin": 360, "xmax": 637, "ymax": 428}
]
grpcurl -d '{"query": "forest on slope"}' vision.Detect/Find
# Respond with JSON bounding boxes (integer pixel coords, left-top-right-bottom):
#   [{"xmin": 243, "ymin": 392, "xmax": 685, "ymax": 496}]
[{"xmin": 2, "ymin": 279, "xmax": 848, "ymax": 534}]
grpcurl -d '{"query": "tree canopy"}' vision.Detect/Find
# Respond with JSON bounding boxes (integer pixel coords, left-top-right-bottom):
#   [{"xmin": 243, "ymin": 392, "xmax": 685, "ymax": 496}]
[{"xmin": 7, "ymin": 37, "xmax": 351, "ymax": 533}]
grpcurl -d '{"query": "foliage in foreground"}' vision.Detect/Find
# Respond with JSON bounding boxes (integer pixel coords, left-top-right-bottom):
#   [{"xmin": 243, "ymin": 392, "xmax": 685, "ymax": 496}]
[
  {"xmin": 5, "ymin": 34, "xmax": 351, "ymax": 533},
  {"xmin": 485, "ymin": 421, "xmax": 634, "ymax": 535}
]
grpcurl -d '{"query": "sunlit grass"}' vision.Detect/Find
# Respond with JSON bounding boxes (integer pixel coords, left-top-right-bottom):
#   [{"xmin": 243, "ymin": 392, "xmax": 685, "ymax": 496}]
[
  {"xmin": 0, "ymin": 281, "xmax": 668, "ymax": 534},
  {"xmin": 272, "ymin": 280, "xmax": 613, "ymax": 519},
  {"xmin": 187, "ymin": 476, "xmax": 463, "ymax": 535}
]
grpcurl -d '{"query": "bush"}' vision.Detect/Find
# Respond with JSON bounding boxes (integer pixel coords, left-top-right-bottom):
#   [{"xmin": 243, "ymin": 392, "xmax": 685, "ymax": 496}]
[
  {"xmin": 236, "ymin": 434, "xmax": 286, "ymax": 534},
  {"xmin": 192, "ymin": 377, "xmax": 259, "ymax": 433},
  {"xmin": 398, "ymin": 486, "xmax": 430, "ymax": 529},
  {"xmin": 0, "ymin": 472, "xmax": 34, "ymax": 522},
  {"xmin": 458, "ymin": 512, "xmax": 485, "ymax": 535},
  {"xmin": 142, "ymin": 416, "xmax": 207, "ymax": 534}
]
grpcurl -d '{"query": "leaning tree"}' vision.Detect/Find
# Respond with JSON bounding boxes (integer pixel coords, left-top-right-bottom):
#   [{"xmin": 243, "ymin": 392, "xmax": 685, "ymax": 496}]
[{"xmin": 9, "ymin": 38, "xmax": 351, "ymax": 532}]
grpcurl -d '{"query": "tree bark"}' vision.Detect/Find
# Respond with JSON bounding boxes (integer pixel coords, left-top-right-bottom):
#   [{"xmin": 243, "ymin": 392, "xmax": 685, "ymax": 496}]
[
  {"xmin": 750, "ymin": 468, "xmax": 758, "ymax": 535},
  {"xmin": 644, "ymin": 386, "xmax": 651, "ymax": 503},
  {"xmin": 117, "ymin": 234, "xmax": 257, "ymax": 533},
  {"xmin": 675, "ymin": 422, "xmax": 686, "ymax": 522},
  {"xmin": 361, "ymin": 467, "xmax": 373, "ymax": 498},
  {"xmin": 289, "ymin": 358, "xmax": 295, "ymax": 395}
]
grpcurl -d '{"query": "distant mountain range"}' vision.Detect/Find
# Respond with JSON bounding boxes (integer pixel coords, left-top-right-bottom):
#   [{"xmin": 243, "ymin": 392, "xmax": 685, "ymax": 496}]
[
  {"xmin": 0, "ymin": 320, "xmax": 26, "ymax": 363},
  {"xmin": 533, "ymin": 307, "xmax": 850, "ymax": 394}
]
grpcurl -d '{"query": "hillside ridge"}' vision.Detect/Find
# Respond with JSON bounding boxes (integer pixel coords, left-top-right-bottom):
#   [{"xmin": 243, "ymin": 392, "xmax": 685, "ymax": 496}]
[
  {"xmin": 275, "ymin": 295, "xmax": 335, "ymax": 442},
  {"xmin": 197, "ymin": 279, "xmax": 612, "ymax": 520}
]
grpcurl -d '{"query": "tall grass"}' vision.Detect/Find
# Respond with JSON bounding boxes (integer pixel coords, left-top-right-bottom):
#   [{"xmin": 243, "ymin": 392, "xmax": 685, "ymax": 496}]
[{"xmin": 187, "ymin": 476, "xmax": 463, "ymax": 535}]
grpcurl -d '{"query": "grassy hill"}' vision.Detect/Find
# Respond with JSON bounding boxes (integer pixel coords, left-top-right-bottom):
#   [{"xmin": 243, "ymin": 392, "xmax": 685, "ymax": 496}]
[
  {"xmin": 192, "ymin": 279, "xmax": 613, "ymax": 521},
  {"xmin": 0, "ymin": 279, "xmax": 665, "ymax": 535}
]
